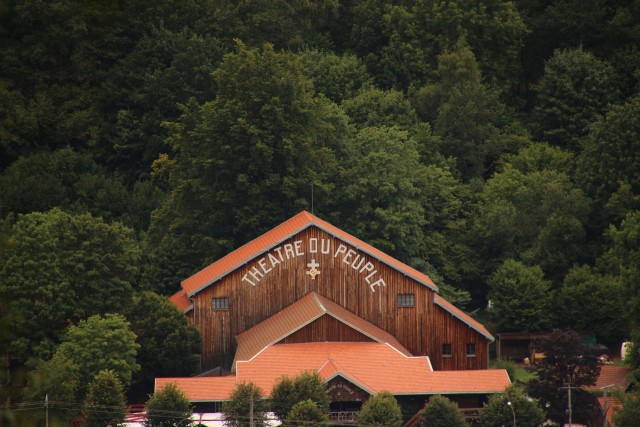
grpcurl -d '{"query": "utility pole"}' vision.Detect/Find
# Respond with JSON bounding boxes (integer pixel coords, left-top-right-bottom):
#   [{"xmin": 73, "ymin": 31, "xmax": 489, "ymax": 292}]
[
  {"xmin": 560, "ymin": 384, "xmax": 580, "ymax": 427},
  {"xmin": 45, "ymin": 393, "xmax": 49, "ymax": 427},
  {"xmin": 600, "ymin": 383, "xmax": 615, "ymax": 427},
  {"xmin": 249, "ymin": 394, "xmax": 254, "ymax": 427}
]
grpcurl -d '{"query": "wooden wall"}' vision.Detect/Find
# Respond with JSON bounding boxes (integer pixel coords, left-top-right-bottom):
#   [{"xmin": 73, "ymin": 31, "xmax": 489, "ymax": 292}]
[
  {"xmin": 188, "ymin": 226, "xmax": 488, "ymax": 371},
  {"xmin": 279, "ymin": 315, "xmax": 374, "ymax": 344}
]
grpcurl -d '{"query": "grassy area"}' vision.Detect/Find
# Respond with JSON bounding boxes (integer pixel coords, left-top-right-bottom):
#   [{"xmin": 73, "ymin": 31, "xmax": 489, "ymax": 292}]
[
  {"xmin": 490, "ymin": 359, "xmax": 538, "ymax": 384},
  {"xmin": 513, "ymin": 365, "xmax": 537, "ymax": 383}
]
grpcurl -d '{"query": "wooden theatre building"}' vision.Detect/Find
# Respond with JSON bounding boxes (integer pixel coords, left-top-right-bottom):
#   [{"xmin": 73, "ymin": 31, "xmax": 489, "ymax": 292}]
[{"xmin": 164, "ymin": 211, "xmax": 509, "ymax": 419}]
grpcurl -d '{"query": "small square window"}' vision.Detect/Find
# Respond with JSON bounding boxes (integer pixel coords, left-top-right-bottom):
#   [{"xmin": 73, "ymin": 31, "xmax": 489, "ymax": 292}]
[
  {"xmin": 212, "ymin": 297, "xmax": 229, "ymax": 310},
  {"xmin": 442, "ymin": 343, "xmax": 452, "ymax": 357},
  {"xmin": 397, "ymin": 294, "xmax": 415, "ymax": 307},
  {"xmin": 466, "ymin": 343, "xmax": 476, "ymax": 357}
]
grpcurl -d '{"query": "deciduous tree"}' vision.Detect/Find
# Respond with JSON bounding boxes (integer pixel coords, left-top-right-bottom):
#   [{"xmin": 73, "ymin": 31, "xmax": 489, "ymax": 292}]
[
  {"xmin": 419, "ymin": 394, "xmax": 468, "ymax": 427},
  {"xmin": 358, "ymin": 391, "xmax": 403, "ymax": 426},
  {"xmin": 284, "ymin": 399, "xmax": 329, "ymax": 427},
  {"xmin": 577, "ymin": 95, "xmax": 640, "ymax": 230},
  {"xmin": 144, "ymin": 42, "xmax": 349, "ymax": 295},
  {"xmin": 0, "ymin": 209, "xmax": 141, "ymax": 360},
  {"xmin": 526, "ymin": 329, "xmax": 600, "ymax": 425},
  {"xmin": 487, "ymin": 259, "xmax": 552, "ymax": 332},
  {"xmin": 553, "ymin": 265, "xmax": 628, "ymax": 348},
  {"xmin": 477, "ymin": 385, "xmax": 545, "ymax": 427},
  {"xmin": 532, "ymin": 46, "xmax": 619, "ymax": 151},
  {"xmin": 84, "ymin": 369, "xmax": 127, "ymax": 427},
  {"xmin": 126, "ymin": 291, "xmax": 202, "ymax": 399},
  {"xmin": 20, "ymin": 353, "xmax": 80, "ymax": 426},
  {"xmin": 222, "ymin": 382, "xmax": 268, "ymax": 427},
  {"xmin": 55, "ymin": 314, "xmax": 140, "ymax": 400},
  {"xmin": 270, "ymin": 372, "xmax": 330, "ymax": 422},
  {"xmin": 145, "ymin": 382, "xmax": 193, "ymax": 427}
]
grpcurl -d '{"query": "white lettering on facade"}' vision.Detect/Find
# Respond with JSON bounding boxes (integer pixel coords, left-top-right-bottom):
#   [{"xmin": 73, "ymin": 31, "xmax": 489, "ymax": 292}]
[
  {"xmin": 273, "ymin": 247, "xmax": 285, "ymax": 262},
  {"xmin": 258, "ymin": 257, "xmax": 271, "ymax": 274},
  {"xmin": 241, "ymin": 238, "xmax": 385, "ymax": 292},
  {"xmin": 343, "ymin": 248, "xmax": 356, "ymax": 266},
  {"xmin": 268, "ymin": 253, "xmax": 281, "ymax": 267},
  {"xmin": 334, "ymin": 244, "xmax": 347, "ymax": 258},
  {"xmin": 241, "ymin": 273, "xmax": 257, "ymax": 287},
  {"xmin": 284, "ymin": 243, "xmax": 295, "ymax": 259}
]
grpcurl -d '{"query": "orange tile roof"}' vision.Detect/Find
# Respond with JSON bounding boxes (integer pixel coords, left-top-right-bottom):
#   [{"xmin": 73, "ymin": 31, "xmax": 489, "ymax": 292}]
[
  {"xmin": 587, "ymin": 365, "xmax": 632, "ymax": 392},
  {"xmin": 598, "ymin": 396, "xmax": 622, "ymax": 427},
  {"xmin": 181, "ymin": 211, "xmax": 437, "ymax": 297},
  {"xmin": 155, "ymin": 376, "xmax": 237, "ymax": 401},
  {"xmin": 233, "ymin": 292, "xmax": 412, "ymax": 369},
  {"xmin": 169, "ymin": 290, "xmax": 192, "ymax": 313},
  {"xmin": 237, "ymin": 342, "xmax": 431, "ymax": 395},
  {"xmin": 423, "ymin": 370, "xmax": 512, "ymax": 394},
  {"xmin": 157, "ymin": 342, "xmax": 510, "ymax": 401},
  {"xmin": 434, "ymin": 295, "xmax": 494, "ymax": 341}
]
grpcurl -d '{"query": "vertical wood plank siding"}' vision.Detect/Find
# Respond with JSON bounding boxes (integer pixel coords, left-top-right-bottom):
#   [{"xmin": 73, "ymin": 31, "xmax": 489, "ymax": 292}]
[{"xmin": 190, "ymin": 227, "xmax": 488, "ymax": 371}]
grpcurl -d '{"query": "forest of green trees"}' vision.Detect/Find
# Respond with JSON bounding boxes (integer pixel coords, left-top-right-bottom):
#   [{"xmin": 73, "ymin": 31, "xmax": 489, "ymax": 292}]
[{"xmin": 1, "ymin": 0, "xmax": 640, "ymax": 424}]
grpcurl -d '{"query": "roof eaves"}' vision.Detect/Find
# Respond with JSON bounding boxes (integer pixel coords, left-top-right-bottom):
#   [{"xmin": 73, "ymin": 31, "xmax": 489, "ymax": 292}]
[
  {"xmin": 434, "ymin": 296, "xmax": 494, "ymax": 342},
  {"xmin": 186, "ymin": 224, "xmax": 312, "ymax": 297},
  {"xmin": 322, "ymin": 372, "xmax": 375, "ymax": 395}
]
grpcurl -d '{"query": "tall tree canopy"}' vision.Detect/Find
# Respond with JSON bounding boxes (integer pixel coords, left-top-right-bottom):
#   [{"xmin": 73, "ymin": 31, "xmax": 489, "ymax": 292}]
[
  {"xmin": 526, "ymin": 329, "xmax": 601, "ymax": 425},
  {"xmin": 126, "ymin": 291, "xmax": 202, "ymax": 398},
  {"xmin": 0, "ymin": 208, "xmax": 141, "ymax": 360},
  {"xmin": 532, "ymin": 46, "xmax": 620, "ymax": 150},
  {"xmin": 143, "ymin": 42, "xmax": 350, "ymax": 295},
  {"xmin": 54, "ymin": 314, "xmax": 140, "ymax": 399}
]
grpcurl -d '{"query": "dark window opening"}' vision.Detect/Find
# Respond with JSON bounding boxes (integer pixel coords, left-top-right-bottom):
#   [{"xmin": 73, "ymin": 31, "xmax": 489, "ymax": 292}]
[
  {"xmin": 212, "ymin": 297, "xmax": 229, "ymax": 310},
  {"xmin": 397, "ymin": 294, "xmax": 415, "ymax": 307},
  {"xmin": 466, "ymin": 343, "xmax": 476, "ymax": 357},
  {"xmin": 442, "ymin": 343, "xmax": 452, "ymax": 357}
]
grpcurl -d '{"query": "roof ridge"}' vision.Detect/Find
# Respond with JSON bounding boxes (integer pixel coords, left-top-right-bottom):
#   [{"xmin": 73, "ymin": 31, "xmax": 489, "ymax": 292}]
[{"xmin": 180, "ymin": 211, "xmax": 438, "ymax": 296}]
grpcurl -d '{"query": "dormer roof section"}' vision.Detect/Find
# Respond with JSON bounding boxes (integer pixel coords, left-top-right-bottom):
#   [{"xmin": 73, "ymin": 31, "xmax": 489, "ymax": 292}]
[{"xmin": 232, "ymin": 292, "xmax": 412, "ymax": 370}]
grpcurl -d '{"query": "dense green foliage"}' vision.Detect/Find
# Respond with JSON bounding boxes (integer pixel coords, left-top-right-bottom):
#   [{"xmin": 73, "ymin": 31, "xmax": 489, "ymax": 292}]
[
  {"xmin": 419, "ymin": 394, "xmax": 468, "ymax": 427},
  {"xmin": 284, "ymin": 399, "xmax": 330, "ymax": 427},
  {"xmin": 2, "ymin": 0, "xmax": 640, "ymax": 420},
  {"xmin": 55, "ymin": 314, "xmax": 140, "ymax": 399},
  {"xmin": 126, "ymin": 291, "xmax": 202, "ymax": 398},
  {"xmin": 357, "ymin": 391, "xmax": 403, "ymax": 426},
  {"xmin": 477, "ymin": 385, "xmax": 545, "ymax": 427},
  {"xmin": 222, "ymin": 382, "xmax": 268, "ymax": 427},
  {"xmin": 270, "ymin": 371, "xmax": 330, "ymax": 422},
  {"xmin": 0, "ymin": 209, "xmax": 141, "ymax": 360},
  {"xmin": 144, "ymin": 382, "xmax": 193, "ymax": 427},
  {"xmin": 83, "ymin": 370, "xmax": 127, "ymax": 427},
  {"xmin": 526, "ymin": 329, "xmax": 601, "ymax": 425}
]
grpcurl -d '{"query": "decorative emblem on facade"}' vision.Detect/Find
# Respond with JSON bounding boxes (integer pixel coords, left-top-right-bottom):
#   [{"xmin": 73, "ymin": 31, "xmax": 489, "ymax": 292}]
[{"xmin": 306, "ymin": 259, "xmax": 321, "ymax": 279}]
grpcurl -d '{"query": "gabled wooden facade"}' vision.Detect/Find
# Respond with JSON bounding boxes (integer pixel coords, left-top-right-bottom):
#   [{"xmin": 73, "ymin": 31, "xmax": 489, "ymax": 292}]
[{"xmin": 171, "ymin": 211, "xmax": 493, "ymax": 373}]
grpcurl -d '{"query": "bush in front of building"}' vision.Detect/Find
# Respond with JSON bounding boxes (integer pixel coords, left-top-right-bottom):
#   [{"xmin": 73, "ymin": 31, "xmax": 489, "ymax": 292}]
[
  {"xmin": 271, "ymin": 371, "xmax": 330, "ymax": 422},
  {"xmin": 419, "ymin": 395, "xmax": 468, "ymax": 427},
  {"xmin": 284, "ymin": 399, "xmax": 329, "ymax": 426},
  {"xmin": 357, "ymin": 390, "xmax": 403, "ymax": 426}
]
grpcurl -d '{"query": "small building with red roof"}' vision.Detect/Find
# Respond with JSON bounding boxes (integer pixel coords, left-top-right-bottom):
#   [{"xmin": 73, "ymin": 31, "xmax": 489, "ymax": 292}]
[{"xmin": 163, "ymin": 211, "xmax": 509, "ymax": 423}]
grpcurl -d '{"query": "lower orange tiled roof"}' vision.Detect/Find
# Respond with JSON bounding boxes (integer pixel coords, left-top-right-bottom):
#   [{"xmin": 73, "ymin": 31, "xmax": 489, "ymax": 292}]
[{"xmin": 156, "ymin": 342, "xmax": 510, "ymax": 401}]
